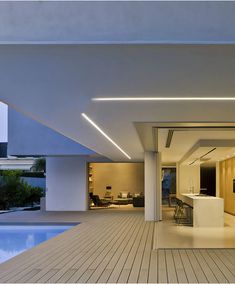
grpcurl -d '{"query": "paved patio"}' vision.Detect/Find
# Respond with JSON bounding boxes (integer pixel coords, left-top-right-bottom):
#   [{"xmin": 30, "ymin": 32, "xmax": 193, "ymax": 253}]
[{"xmin": 0, "ymin": 209, "xmax": 234, "ymax": 283}]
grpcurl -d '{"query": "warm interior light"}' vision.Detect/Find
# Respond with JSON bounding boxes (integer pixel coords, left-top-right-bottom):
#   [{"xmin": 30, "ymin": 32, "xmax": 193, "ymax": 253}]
[
  {"xmin": 81, "ymin": 113, "xmax": 131, "ymax": 160},
  {"xmin": 93, "ymin": 97, "xmax": 235, "ymax": 101}
]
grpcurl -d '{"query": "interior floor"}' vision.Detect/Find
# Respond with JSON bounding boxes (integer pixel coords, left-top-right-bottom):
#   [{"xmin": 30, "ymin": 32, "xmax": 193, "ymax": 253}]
[{"xmin": 154, "ymin": 206, "xmax": 235, "ymax": 249}]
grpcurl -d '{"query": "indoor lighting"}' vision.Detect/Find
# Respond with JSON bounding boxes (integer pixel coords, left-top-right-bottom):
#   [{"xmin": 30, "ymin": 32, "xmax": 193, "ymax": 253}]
[
  {"xmin": 92, "ymin": 97, "xmax": 235, "ymax": 101},
  {"xmin": 81, "ymin": 113, "xmax": 131, "ymax": 160}
]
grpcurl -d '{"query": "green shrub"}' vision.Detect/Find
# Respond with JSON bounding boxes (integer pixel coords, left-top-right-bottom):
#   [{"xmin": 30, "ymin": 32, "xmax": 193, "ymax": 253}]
[
  {"xmin": 30, "ymin": 158, "xmax": 46, "ymax": 173},
  {"xmin": 21, "ymin": 172, "xmax": 45, "ymax": 178},
  {"xmin": 0, "ymin": 170, "xmax": 43, "ymax": 210}
]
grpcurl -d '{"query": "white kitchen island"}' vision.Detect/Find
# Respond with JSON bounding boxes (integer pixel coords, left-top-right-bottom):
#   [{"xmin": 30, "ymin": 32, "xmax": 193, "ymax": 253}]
[{"xmin": 181, "ymin": 194, "xmax": 224, "ymax": 227}]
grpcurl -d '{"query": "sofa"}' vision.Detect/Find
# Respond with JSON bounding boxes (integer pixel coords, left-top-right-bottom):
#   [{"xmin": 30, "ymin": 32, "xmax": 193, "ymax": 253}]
[
  {"xmin": 117, "ymin": 191, "xmax": 133, "ymax": 204},
  {"xmin": 133, "ymin": 196, "xmax": 145, "ymax": 207}
]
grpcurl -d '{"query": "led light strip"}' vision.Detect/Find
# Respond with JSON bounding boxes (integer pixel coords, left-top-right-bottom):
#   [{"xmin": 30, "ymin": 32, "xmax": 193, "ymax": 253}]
[
  {"xmin": 93, "ymin": 97, "xmax": 235, "ymax": 101},
  {"xmin": 81, "ymin": 113, "xmax": 131, "ymax": 160}
]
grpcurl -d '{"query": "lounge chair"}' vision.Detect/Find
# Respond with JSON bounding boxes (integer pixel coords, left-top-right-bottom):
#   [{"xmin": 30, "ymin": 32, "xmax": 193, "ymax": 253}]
[{"xmin": 91, "ymin": 195, "xmax": 110, "ymax": 207}]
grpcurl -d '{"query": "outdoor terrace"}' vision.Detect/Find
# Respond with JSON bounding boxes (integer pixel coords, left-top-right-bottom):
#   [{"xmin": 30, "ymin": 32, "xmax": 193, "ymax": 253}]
[{"xmin": 0, "ymin": 208, "xmax": 234, "ymax": 283}]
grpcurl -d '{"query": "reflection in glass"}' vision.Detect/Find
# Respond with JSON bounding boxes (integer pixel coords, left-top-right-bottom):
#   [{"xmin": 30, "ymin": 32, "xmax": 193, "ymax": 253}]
[{"xmin": 0, "ymin": 225, "xmax": 73, "ymax": 263}]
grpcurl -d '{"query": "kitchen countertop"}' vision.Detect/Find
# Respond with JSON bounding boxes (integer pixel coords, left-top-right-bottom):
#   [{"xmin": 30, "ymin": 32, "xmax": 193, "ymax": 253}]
[
  {"xmin": 181, "ymin": 193, "xmax": 222, "ymax": 200},
  {"xmin": 180, "ymin": 193, "xmax": 224, "ymax": 227}
]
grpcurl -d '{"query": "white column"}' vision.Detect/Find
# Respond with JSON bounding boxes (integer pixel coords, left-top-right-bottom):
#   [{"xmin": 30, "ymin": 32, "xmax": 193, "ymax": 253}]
[
  {"xmin": 46, "ymin": 156, "xmax": 88, "ymax": 211},
  {"xmin": 144, "ymin": 151, "xmax": 162, "ymax": 221},
  {"xmin": 156, "ymin": 152, "xmax": 162, "ymax": 221},
  {"xmin": 176, "ymin": 162, "xmax": 180, "ymax": 199}
]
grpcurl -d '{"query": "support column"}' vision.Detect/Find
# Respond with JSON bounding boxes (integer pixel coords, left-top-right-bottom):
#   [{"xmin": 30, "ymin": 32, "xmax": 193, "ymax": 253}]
[
  {"xmin": 176, "ymin": 162, "xmax": 180, "ymax": 199},
  {"xmin": 156, "ymin": 152, "xmax": 162, "ymax": 221},
  {"xmin": 46, "ymin": 156, "xmax": 88, "ymax": 211},
  {"xmin": 144, "ymin": 151, "xmax": 162, "ymax": 221}
]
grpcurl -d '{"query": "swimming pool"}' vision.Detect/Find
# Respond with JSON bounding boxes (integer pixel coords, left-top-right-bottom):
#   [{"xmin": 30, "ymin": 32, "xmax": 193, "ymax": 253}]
[{"xmin": 0, "ymin": 225, "xmax": 74, "ymax": 264}]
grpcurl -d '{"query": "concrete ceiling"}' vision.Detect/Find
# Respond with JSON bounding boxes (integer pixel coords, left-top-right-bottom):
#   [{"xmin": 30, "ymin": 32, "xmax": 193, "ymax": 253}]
[
  {"xmin": 158, "ymin": 130, "xmax": 235, "ymax": 164},
  {"xmin": 2, "ymin": 45, "xmax": 235, "ymax": 161},
  {"xmin": 181, "ymin": 146, "xmax": 235, "ymax": 166}
]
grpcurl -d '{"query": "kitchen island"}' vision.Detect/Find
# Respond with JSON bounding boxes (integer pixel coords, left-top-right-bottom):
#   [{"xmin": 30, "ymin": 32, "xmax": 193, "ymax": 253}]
[{"xmin": 181, "ymin": 194, "xmax": 224, "ymax": 227}]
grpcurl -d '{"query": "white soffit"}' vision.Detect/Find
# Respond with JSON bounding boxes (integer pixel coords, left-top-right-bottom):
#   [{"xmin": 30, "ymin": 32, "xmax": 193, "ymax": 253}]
[{"xmin": 2, "ymin": 45, "xmax": 235, "ymax": 160}]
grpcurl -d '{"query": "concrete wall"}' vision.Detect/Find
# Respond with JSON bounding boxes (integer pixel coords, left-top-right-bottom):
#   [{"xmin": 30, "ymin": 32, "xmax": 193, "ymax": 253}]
[
  {"xmin": 0, "ymin": 2, "xmax": 235, "ymax": 43},
  {"xmin": 144, "ymin": 152, "xmax": 162, "ymax": 221},
  {"xmin": 46, "ymin": 156, "xmax": 88, "ymax": 211},
  {"xmin": 0, "ymin": 103, "xmax": 7, "ymax": 143},
  {"xmin": 8, "ymin": 108, "xmax": 95, "ymax": 156},
  {"xmin": 178, "ymin": 164, "xmax": 200, "ymax": 197},
  {"xmin": 91, "ymin": 163, "xmax": 144, "ymax": 199}
]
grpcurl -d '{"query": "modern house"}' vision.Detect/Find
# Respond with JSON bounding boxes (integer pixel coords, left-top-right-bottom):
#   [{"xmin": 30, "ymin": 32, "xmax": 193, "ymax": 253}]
[
  {"xmin": 1, "ymin": 1, "xmax": 235, "ymax": 224},
  {"xmin": 1, "ymin": 2, "xmax": 235, "ymax": 283}
]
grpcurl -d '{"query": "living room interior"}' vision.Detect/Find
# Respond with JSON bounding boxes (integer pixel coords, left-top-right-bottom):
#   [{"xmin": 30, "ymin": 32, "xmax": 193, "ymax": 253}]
[{"xmin": 88, "ymin": 162, "xmax": 145, "ymax": 209}]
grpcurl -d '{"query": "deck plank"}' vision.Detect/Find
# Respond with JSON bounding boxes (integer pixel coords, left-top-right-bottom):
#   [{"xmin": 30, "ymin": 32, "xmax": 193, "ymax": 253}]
[
  {"xmin": 193, "ymin": 249, "xmax": 217, "ymax": 283},
  {"xmin": 6, "ymin": 216, "xmax": 122, "ymax": 283},
  {"xmin": 186, "ymin": 249, "xmax": 207, "ymax": 283},
  {"xmin": 127, "ymin": 223, "xmax": 150, "ymax": 283},
  {"xmin": 172, "ymin": 249, "xmax": 187, "ymax": 283},
  {"xmin": 78, "ymin": 216, "xmax": 137, "ymax": 283},
  {"xmin": 179, "ymin": 250, "xmax": 197, "ymax": 283},
  {"xmin": 207, "ymin": 250, "xmax": 235, "ymax": 283},
  {"xmin": 148, "ymin": 250, "xmax": 158, "ymax": 284},
  {"xmin": 215, "ymin": 249, "xmax": 235, "ymax": 276},
  {"xmin": 0, "ymin": 210, "xmax": 235, "ymax": 283},
  {"xmin": 97, "ymin": 218, "xmax": 142, "ymax": 283},
  {"xmin": 117, "ymin": 222, "xmax": 147, "ymax": 283},
  {"xmin": 138, "ymin": 222, "xmax": 154, "ymax": 283},
  {"xmin": 48, "ymin": 220, "xmax": 124, "ymax": 283},
  {"xmin": 158, "ymin": 250, "xmax": 168, "ymax": 283},
  {"xmin": 199, "ymin": 249, "xmax": 229, "ymax": 283},
  {"xmin": 88, "ymin": 217, "xmax": 142, "ymax": 283},
  {"xmin": 107, "ymin": 219, "xmax": 146, "ymax": 283},
  {"xmin": 66, "ymin": 216, "xmax": 134, "ymax": 283},
  {"xmin": 165, "ymin": 250, "xmax": 178, "ymax": 283},
  {"xmin": 0, "ymin": 221, "xmax": 108, "ymax": 282}
]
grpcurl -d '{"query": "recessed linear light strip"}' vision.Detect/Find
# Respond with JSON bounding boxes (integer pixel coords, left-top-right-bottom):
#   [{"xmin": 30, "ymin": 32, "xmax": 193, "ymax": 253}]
[
  {"xmin": 81, "ymin": 113, "xmax": 131, "ymax": 160},
  {"xmin": 93, "ymin": 97, "xmax": 235, "ymax": 101},
  {"xmin": 189, "ymin": 147, "xmax": 216, "ymax": 165}
]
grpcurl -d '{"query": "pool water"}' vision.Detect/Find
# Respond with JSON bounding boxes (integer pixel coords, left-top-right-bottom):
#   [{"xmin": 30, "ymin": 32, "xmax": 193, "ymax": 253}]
[{"xmin": 0, "ymin": 225, "xmax": 74, "ymax": 264}]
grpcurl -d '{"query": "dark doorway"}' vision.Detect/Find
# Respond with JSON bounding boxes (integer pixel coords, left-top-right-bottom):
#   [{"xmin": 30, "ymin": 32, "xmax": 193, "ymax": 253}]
[
  {"xmin": 200, "ymin": 165, "xmax": 216, "ymax": 196},
  {"xmin": 162, "ymin": 168, "xmax": 176, "ymax": 205}
]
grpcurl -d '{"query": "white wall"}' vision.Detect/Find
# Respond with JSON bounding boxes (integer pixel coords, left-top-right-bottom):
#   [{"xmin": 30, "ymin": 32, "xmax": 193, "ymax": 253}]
[
  {"xmin": 46, "ymin": 156, "xmax": 88, "ymax": 211},
  {"xmin": 0, "ymin": 102, "xmax": 7, "ymax": 142},
  {"xmin": 91, "ymin": 163, "xmax": 144, "ymax": 199},
  {"xmin": 178, "ymin": 164, "xmax": 200, "ymax": 197}
]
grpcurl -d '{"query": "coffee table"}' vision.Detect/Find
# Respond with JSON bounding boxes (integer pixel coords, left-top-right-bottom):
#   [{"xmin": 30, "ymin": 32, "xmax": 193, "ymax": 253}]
[{"xmin": 111, "ymin": 198, "xmax": 130, "ymax": 206}]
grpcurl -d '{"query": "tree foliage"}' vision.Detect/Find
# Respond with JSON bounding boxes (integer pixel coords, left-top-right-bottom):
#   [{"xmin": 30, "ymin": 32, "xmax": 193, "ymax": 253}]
[
  {"xmin": 0, "ymin": 170, "xmax": 43, "ymax": 210},
  {"xmin": 30, "ymin": 158, "xmax": 46, "ymax": 173}
]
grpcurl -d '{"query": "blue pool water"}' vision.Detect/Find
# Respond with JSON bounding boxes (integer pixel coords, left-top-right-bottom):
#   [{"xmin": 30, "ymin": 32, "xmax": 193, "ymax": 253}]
[{"xmin": 0, "ymin": 225, "xmax": 74, "ymax": 264}]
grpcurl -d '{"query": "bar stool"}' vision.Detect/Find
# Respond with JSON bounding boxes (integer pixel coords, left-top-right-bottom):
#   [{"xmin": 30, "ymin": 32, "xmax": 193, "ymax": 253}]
[{"xmin": 174, "ymin": 199, "xmax": 193, "ymax": 225}]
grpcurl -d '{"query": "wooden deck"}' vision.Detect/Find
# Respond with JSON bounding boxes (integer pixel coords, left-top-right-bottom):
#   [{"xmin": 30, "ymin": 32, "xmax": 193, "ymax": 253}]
[{"xmin": 0, "ymin": 209, "xmax": 234, "ymax": 283}]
